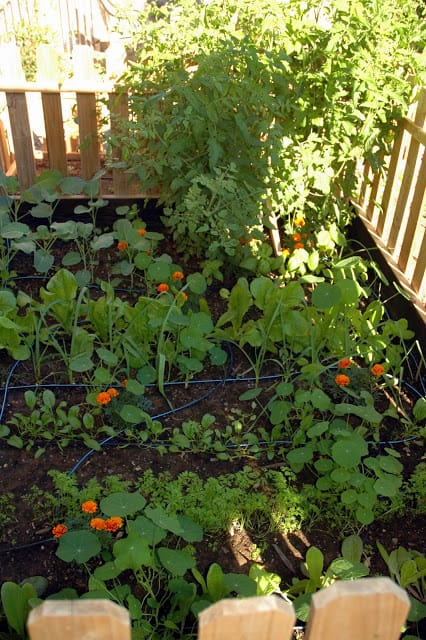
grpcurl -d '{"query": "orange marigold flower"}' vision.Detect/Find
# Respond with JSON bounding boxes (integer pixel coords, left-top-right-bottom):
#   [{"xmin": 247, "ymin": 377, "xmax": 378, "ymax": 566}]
[
  {"xmin": 96, "ymin": 391, "xmax": 111, "ymax": 405},
  {"xmin": 371, "ymin": 364, "xmax": 385, "ymax": 376},
  {"xmin": 121, "ymin": 379, "xmax": 128, "ymax": 388},
  {"xmin": 157, "ymin": 283, "xmax": 169, "ymax": 293},
  {"xmin": 294, "ymin": 217, "xmax": 305, "ymax": 227},
  {"xmin": 104, "ymin": 517, "xmax": 124, "ymax": 532},
  {"xmin": 107, "ymin": 388, "xmax": 119, "ymax": 399},
  {"xmin": 137, "ymin": 228, "xmax": 146, "ymax": 236},
  {"xmin": 294, "ymin": 242, "xmax": 305, "ymax": 250},
  {"xmin": 172, "ymin": 271, "xmax": 184, "ymax": 280},
  {"xmin": 52, "ymin": 523, "xmax": 68, "ymax": 538},
  {"xmin": 292, "ymin": 233, "xmax": 302, "ymax": 242},
  {"xmin": 338, "ymin": 358, "xmax": 352, "ymax": 369},
  {"xmin": 282, "ymin": 247, "xmax": 290, "ymax": 257},
  {"xmin": 90, "ymin": 517, "xmax": 106, "ymax": 531},
  {"xmin": 82, "ymin": 500, "xmax": 98, "ymax": 514},
  {"xmin": 335, "ymin": 374, "xmax": 350, "ymax": 387},
  {"xmin": 117, "ymin": 240, "xmax": 128, "ymax": 251}
]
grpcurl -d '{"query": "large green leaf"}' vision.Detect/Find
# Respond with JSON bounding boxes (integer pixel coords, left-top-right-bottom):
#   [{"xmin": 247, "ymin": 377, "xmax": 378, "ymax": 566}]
[
  {"xmin": 157, "ymin": 547, "xmax": 196, "ymax": 576},
  {"xmin": 100, "ymin": 491, "xmax": 146, "ymax": 517},
  {"xmin": 56, "ymin": 530, "xmax": 101, "ymax": 564}
]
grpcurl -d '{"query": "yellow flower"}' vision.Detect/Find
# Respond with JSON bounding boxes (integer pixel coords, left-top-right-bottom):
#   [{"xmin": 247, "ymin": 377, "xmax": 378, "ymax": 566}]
[{"xmin": 294, "ymin": 217, "xmax": 305, "ymax": 227}]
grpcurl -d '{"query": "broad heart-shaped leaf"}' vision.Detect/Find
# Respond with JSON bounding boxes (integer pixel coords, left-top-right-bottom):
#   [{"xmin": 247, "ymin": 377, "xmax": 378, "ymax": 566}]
[
  {"xmin": 127, "ymin": 515, "xmax": 167, "ymax": 546},
  {"xmin": 331, "ymin": 434, "xmax": 369, "ymax": 468},
  {"xmin": 187, "ymin": 272, "xmax": 207, "ymax": 294},
  {"xmin": 34, "ymin": 249, "xmax": 55, "ymax": 273},
  {"xmin": 100, "ymin": 491, "xmax": 146, "ymax": 517},
  {"xmin": 311, "ymin": 282, "xmax": 342, "ymax": 309},
  {"xmin": 373, "ymin": 472, "xmax": 402, "ymax": 497},
  {"xmin": 113, "ymin": 533, "xmax": 153, "ymax": 571},
  {"xmin": 144, "ymin": 506, "xmax": 203, "ymax": 542},
  {"xmin": 408, "ymin": 595, "xmax": 426, "ymax": 622},
  {"xmin": 56, "ymin": 530, "xmax": 101, "ymax": 564},
  {"xmin": 413, "ymin": 397, "xmax": 426, "ymax": 422},
  {"xmin": 157, "ymin": 547, "xmax": 196, "ymax": 576}
]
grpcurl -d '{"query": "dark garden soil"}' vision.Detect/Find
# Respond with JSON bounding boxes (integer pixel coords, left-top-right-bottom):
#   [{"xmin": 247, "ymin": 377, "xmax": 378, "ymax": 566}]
[{"xmin": 0, "ymin": 205, "xmax": 425, "ymax": 636}]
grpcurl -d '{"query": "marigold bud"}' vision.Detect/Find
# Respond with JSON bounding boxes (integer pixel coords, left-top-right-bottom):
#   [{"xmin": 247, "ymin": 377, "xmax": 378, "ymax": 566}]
[{"xmin": 117, "ymin": 240, "xmax": 128, "ymax": 251}]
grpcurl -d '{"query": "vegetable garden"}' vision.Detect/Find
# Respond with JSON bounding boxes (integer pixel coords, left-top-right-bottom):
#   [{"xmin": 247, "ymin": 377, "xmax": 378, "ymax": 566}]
[{"xmin": 0, "ymin": 1, "xmax": 425, "ymax": 638}]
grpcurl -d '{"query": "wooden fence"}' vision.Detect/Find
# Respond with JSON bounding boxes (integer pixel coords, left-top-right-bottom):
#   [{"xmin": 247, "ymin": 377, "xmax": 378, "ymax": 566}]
[
  {"xmin": 0, "ymin": 82, "xmax": 424, "ymax": 315},
  {"xmin": 0, "ymin": 82, "xmax": 138, "ymax": 196},
  {"xmin": 354, "ymin": 87, "xmax": 426, "ymax": 318},
  {"xmin": 26, "ymin": 577, "xmax": 410, "ymax": 640}
]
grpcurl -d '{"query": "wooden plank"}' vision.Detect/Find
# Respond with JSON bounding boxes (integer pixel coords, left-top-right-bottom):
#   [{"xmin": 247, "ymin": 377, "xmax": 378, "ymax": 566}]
[
  {"xmin": 27, "ymin": 600, "xmax": 131, "ymax": 640},
  {"xmin": 366, "ymin": 165, "xmax": 382, "ymax": 221},
  {"xmin": 41, "ymin": 91, "xmax": 67, "ymax": 175},
  {"xmin": 376, "ymin": 124, "xmax": 404, "ymax": 237},
  {"xmin": 411, "ymin": 219, "xmax": 426, "ymax": 296},
  {"xmin": 5, "ymin": 91, "xmax": 36, "ymax": 190},
  {"xmin": 402, "ymin": 116, "xmax": 426, "ymax": 147},
  {"xmin": 397, "ymin": 149, "xmax": 426, "ymax": 273},
  {"xmin": 109, "ymin": 90, "xmax": 131, "ymax": 195},
  {"xmin": 198, "ymin": 596, "xmax": 295, "ymax": 640},
  {"xmin": 76, "ymin": 91, "xmax": 100, "ymax": 180},
  {"xmin": 386, "ymin": 134, "xmax": 420, "ymax": 252},
  {"xmin": 304, "ymin": 577, "xmax": 410, "ymax": 640}
]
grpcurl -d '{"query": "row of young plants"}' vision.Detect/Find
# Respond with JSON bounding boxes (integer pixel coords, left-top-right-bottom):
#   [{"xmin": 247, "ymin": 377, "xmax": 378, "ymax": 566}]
[{"xmin": 1, "ymin": 471, "xmax": 426, "ymax": 639}]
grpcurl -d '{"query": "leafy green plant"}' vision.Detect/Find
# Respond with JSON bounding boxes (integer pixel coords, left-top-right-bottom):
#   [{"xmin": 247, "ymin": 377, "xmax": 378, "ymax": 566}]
[
  {"xmin": 0, "ymin": 581, "xmax": 41, "ymax": 638},
  {"xmin": 110, "ymin": 0, "xmax": 425, "ymax": 271},
  {"xmin": 377, "ymin": 543, "xmax": 426, "ymax": 626},
  {"xmin": 285, "ymin": 535, "xmax": 370, "ymax": 621}
]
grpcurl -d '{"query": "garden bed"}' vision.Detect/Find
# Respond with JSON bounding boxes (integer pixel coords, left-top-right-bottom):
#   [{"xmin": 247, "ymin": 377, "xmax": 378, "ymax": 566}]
[{"xmin": 0, "ymin": 195, "xmax": 425, "ymax": 639}]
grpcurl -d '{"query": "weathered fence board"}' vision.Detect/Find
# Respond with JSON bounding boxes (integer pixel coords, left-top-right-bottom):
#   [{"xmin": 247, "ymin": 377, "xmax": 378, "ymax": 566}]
[
  {"xmin": 355, "ymin": 87, "xmax": 426, "ymax": 317},
  {"xmin": 26, "ymin": 578, "xmax": 411, "ymax": 640}
]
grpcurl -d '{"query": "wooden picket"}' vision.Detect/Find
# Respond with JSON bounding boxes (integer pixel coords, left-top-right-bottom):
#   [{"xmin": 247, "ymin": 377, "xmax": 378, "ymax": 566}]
[
  {"xmin": 0, "ymin": 83, "xmax": 138, "ymax": 195},
  {"xmin": 26, "ymin": 577, "xmax": 410, "ymax": 640},
  {"xmin": 354, "ymin": 87, "xmax": 426, "ymax": 317}
]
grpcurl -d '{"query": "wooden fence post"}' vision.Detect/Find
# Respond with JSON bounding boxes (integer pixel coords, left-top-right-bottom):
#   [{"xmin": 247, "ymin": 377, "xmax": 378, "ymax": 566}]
[
  {"xmin": 41, "ymin": 91, "xmax": 67, "ymax": 176},
  {"xmin": 76, "ymin": 91, "xmax": 100, "ymax": 180},
  {"xmin": 304, "ymin": 577, "xmax": 410, "ymax": 640},
  {"xmin": 27, "ymin": 599, "xmax": 131, "ymax": 640},
  {"xmin": 198, "ymin": 595, "xmax": 296, "ymax": 640},
  {"xmin": 5, "ymin": 91, "xmax": 35, "ymax": 190}
]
